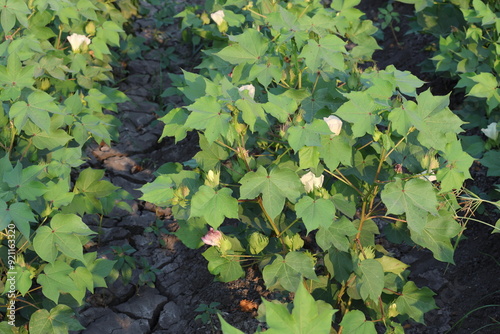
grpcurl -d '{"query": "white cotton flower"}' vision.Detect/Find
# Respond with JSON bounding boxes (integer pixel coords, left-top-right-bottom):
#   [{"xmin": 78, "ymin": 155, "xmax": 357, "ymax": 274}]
[
  {"xmin": 323, "ymin": 115, "xmax": 343, "ymax": 136},
  {"xmin": 211, "ymin": 10, "xmax": 225, "ymax": 26},
  {"xmin": 67, "ymin": 33, "xmax": 91, "ymax": 52},
  {"xmin": 481, "ymin": 122, "xmax": 499, "ymax": 141},
  {"xmin": 300, "ymin": 171, "xmax": 324, "ymax": 193},
  {"xmin": 238, "ymin": 84, "xmax": 255, "ymax": 99}
]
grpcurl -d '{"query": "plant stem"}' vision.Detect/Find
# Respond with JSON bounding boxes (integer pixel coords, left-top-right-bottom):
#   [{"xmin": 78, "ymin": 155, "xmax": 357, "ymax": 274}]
[
  {"xmin": 257, "ymin": 197, "xmax": 280, "ymax": 236},
  {"xmin": 324, "ymin": 169, "xmax": 364, "ymax": 196}
]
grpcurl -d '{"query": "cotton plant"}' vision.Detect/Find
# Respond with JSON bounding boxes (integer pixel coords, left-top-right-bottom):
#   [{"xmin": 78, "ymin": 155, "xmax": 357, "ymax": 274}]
[{"xmin": 141, "ymin": 1, "xmax": 474, "ymax": 332}]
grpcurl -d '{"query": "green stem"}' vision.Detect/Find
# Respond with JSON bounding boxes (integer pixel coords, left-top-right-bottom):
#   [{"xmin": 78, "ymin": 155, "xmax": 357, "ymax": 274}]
[
  {"xmin": 457, "ymin": 216, "xmax": 500, "ymax": 232},
  {"xmin": 278, "ymin": 218, "xmax": 299, "ymax": 237},
  {"xmin": 257, "ymin": 197, "xmax": 280, "ymax": 235},
  {"xmin": 324, "ymin": 168, "xmax": 363, "ymax": 196}
]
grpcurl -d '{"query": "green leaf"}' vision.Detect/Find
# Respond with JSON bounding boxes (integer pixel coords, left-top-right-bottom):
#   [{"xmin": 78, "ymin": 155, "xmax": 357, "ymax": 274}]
[
  {"xmin": 410, "ymin": 211, "xmax": 462, "ymax": 263},
  {"xmin": 215, "ymin": 29, "xmax": 268, "ymax": 64},
  {"xmin": 0, "ymin": 54, "xmax": 34, "ymax": 100},
  {"xmin": 179, "ymin": 70, "xmax": 219, "ymax": 101},
  {"xmin": 0, "ymin": 0, "xmax": 30, "ymax": 33},
  {"xmin": 325, "ymin": 248, "xmax": 353, "ymax": 283},
  {"xmin": 174, "ymin": 218, "xmax": 207, "ymax": 249},
  {"xmin": 355, "ymin": 259, "xmax": 384, "ymax": 302},
  {"xmin": 190, "ymin": 186, "xmax": 239, "ymax": 228},
  {"xmin": 396, "ymin": 281, "xmax": 437, "ymax": 323},
  {"xmin": 287, "ymin": 119, "xmax": 331, "ymax": 152},
  {"xmin": 15, "ymin": 264, "xmax": 33, "ymax": 296},
  {"xmin": 381, "ymin": 178, "xmax": 438, "ymax": 233},
  {"xmin": 375, "ymin": 256, "xmax": 408, "ymax": 275},
  {"xmin": 403, "ymin": 90, "xmax": 464, "ymax": 151},
  {"xmin": 263, "ymin": 252, "xmax": 318, "ymax": 292},
  {"xmin": 339, "ymin": 310, "xmax": 376, "ymax": 334},
  {"xmin": 250, "ymin": 57, "xmax": 282, "ymax": 87},
  {"xmin": 262, "ymin": 281, "xmax": 336, "ymax": 334},
  {"xmin": 69, "ymin": 266, "xmax": 94, "ymax": 304},
  {"xmin": 239, "ymin": 166, "xmax": 303, "ymax": 219},
  {"xmin": 468, "ymin": 72, "xmax": 498, "ymax": 99},
  {"xmin": 480, "ymin": 150, "xmax": 500, "ymax": 177},
  {"xmin": 99, "ymin": 21, "xmax": 123, "ymax": 46},
  {"xmin": 31, "ymin": 129, "xmax": 73, "ymax": 150},
  {"xmin": 318, "ymin": 132, "xmax": 353, "ymax": 170},
  {"xmin": 33, "ymin": 213, "xmax": 95, "ymax": 263},
  {"xmin": 298, "ymin": 146, "xmax": 320, "ymax": 170},
  {"xmin": 138, "ymin": 175, "xmax": 175, "ymax": 207},
  {"xmin": 29, "ymin": 304, "xmax": 84, "ymax": 334},
  {"xmin": 6, "ymin": 201, "xmax": 35, "ymax": 239},
  {"xmin": 202, "ymin": 246, "xmax": 244, "ymax": 282},
  {"xmin": 10, "ymin": 91, "xmax": 60, "ymax": 133},
  {"xmin": 194, "ymin": 134, "xmax": 231, "ymax": 171},
  {"xmin": 159, "ymin": 108, "xmax": 189, "ymax": 142},
  {"xmin": 4, "ymin": 163, "xmax": 47, "ymax": 201},
  {"xmin": 300, "ymin": 35, "xmax": 346, "ymax": 72},
  {"xmin": 316, "ymin": 216, "xmax": 358, "ymax": 252},
  {"xmin": 43, "ymin": 180, "xmax": 74, "ymax": 209},
  {"xmin": 335, "ymin": 92, "xmax": 383, "ymax": 138},
  {"xmin": 235, "ymin": 98, "xmax": 269, "ymax": 133},
  {"xmin": 296, "ymin": 196, "xmax": 336, "ymax": 234},
  {"xmin": 74, "ymin": 168, "xmax": 119, "ymax": 198},
  {"xmin": 37, "ymin": 261, "xmax": 78, "ymax": 304},
  {"xmin": 84, "ymin": 252, "xmax": 116, "ymax": 288},
  {"xmin": 263, "ymin": 91, "xmax": 297, "ymax": 123},
  {"xmin": 436, "ymin": 140, "xmax": 474, "ymax": 192},
  {"xmin": 185, "ymin": 96, "xmax": 231, "ymax": 143}
]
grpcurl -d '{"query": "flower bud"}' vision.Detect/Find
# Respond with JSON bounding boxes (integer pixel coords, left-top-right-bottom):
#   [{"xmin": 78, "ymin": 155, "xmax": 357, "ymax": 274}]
[
  {"xmin": 85, "ymin": 22, "xmax": 96, "ymax": 36},
  {"xmin": 205, "ymin": 170, "xmax": 220, "ymax": 187},
  {"xmin": 323, "ymin": 115, "xmax": 342, "ymax": 136},
  {"xmin": 39, "ymin": 78, "xmax": 51, "ymax": 91},
  {"xmin": 300, "ymin": 171, "xmax": 324, "ymax": 193}
]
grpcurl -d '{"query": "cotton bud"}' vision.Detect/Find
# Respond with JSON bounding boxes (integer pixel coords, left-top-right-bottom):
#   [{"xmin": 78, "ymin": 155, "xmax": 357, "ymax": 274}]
[
  {"xmin": 238, "ymin": 84, "xmax": 255, "ymax": 99},
  {"xmin": 67, "ymin": 33, "xmax": 91, "ymax": 53},
  {"xmin": 388, "ymin": 303, "xmax": 399, "ymax": 318},
  {"xmin": 85, "ymin": 22, "xmax": 96, "ymax": 36},
  {"xmin": 323, "ymin": 115, "xmax": 343, "ymax": 136},
  {"xmin": 205, "ymin": 170, "xmax": 220, "ymax": 187},
  {"xmin": 481, "ymin": 122, "xmax": 499, "ymax": 141},
  {"xmin": 300, "ymin": 171, "xmax": 324, "ymax": 193}
]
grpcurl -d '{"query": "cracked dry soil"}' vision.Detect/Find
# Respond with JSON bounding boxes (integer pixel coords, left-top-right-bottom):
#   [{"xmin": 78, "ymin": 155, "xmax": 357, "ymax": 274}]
[{"xmin": 72, "ymin": 1, "xmax": 500, "ymax": 333}]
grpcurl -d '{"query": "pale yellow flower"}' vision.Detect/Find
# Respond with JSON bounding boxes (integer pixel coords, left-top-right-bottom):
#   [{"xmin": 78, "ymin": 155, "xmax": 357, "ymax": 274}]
[
  {"xmin": 238, "ymin": 84, "xmax": 255, "ymax": 99},
  {"xmin": 67, "ymin": 33, "xmax": 91, "ymax": 52},
  {"xmin": 210, "ymin": 10, "xmax": 225, "ymax": 26},
  {"xmin": 323, "ymin": 115, "xmax": 343, "ymax": 136},
  {"xmin": 481, "ymin": 122, "xmax": 499, "ymax": 141},
  {"xmin": 300, "ymin": 171, "xmax": 324, "ymax": 193}
]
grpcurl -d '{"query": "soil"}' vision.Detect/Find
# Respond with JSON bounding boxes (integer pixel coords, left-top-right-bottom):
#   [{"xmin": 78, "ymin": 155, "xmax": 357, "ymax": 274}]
[{"xmin": 72, "ymin": 1, "xmax": 500, "ymax": 333}]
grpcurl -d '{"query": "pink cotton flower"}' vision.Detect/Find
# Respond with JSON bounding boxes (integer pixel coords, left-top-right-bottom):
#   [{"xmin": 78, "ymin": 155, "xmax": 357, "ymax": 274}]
[{"xmin": 201, "ymin": 228, "xmax": 223, "ymax": 247}]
